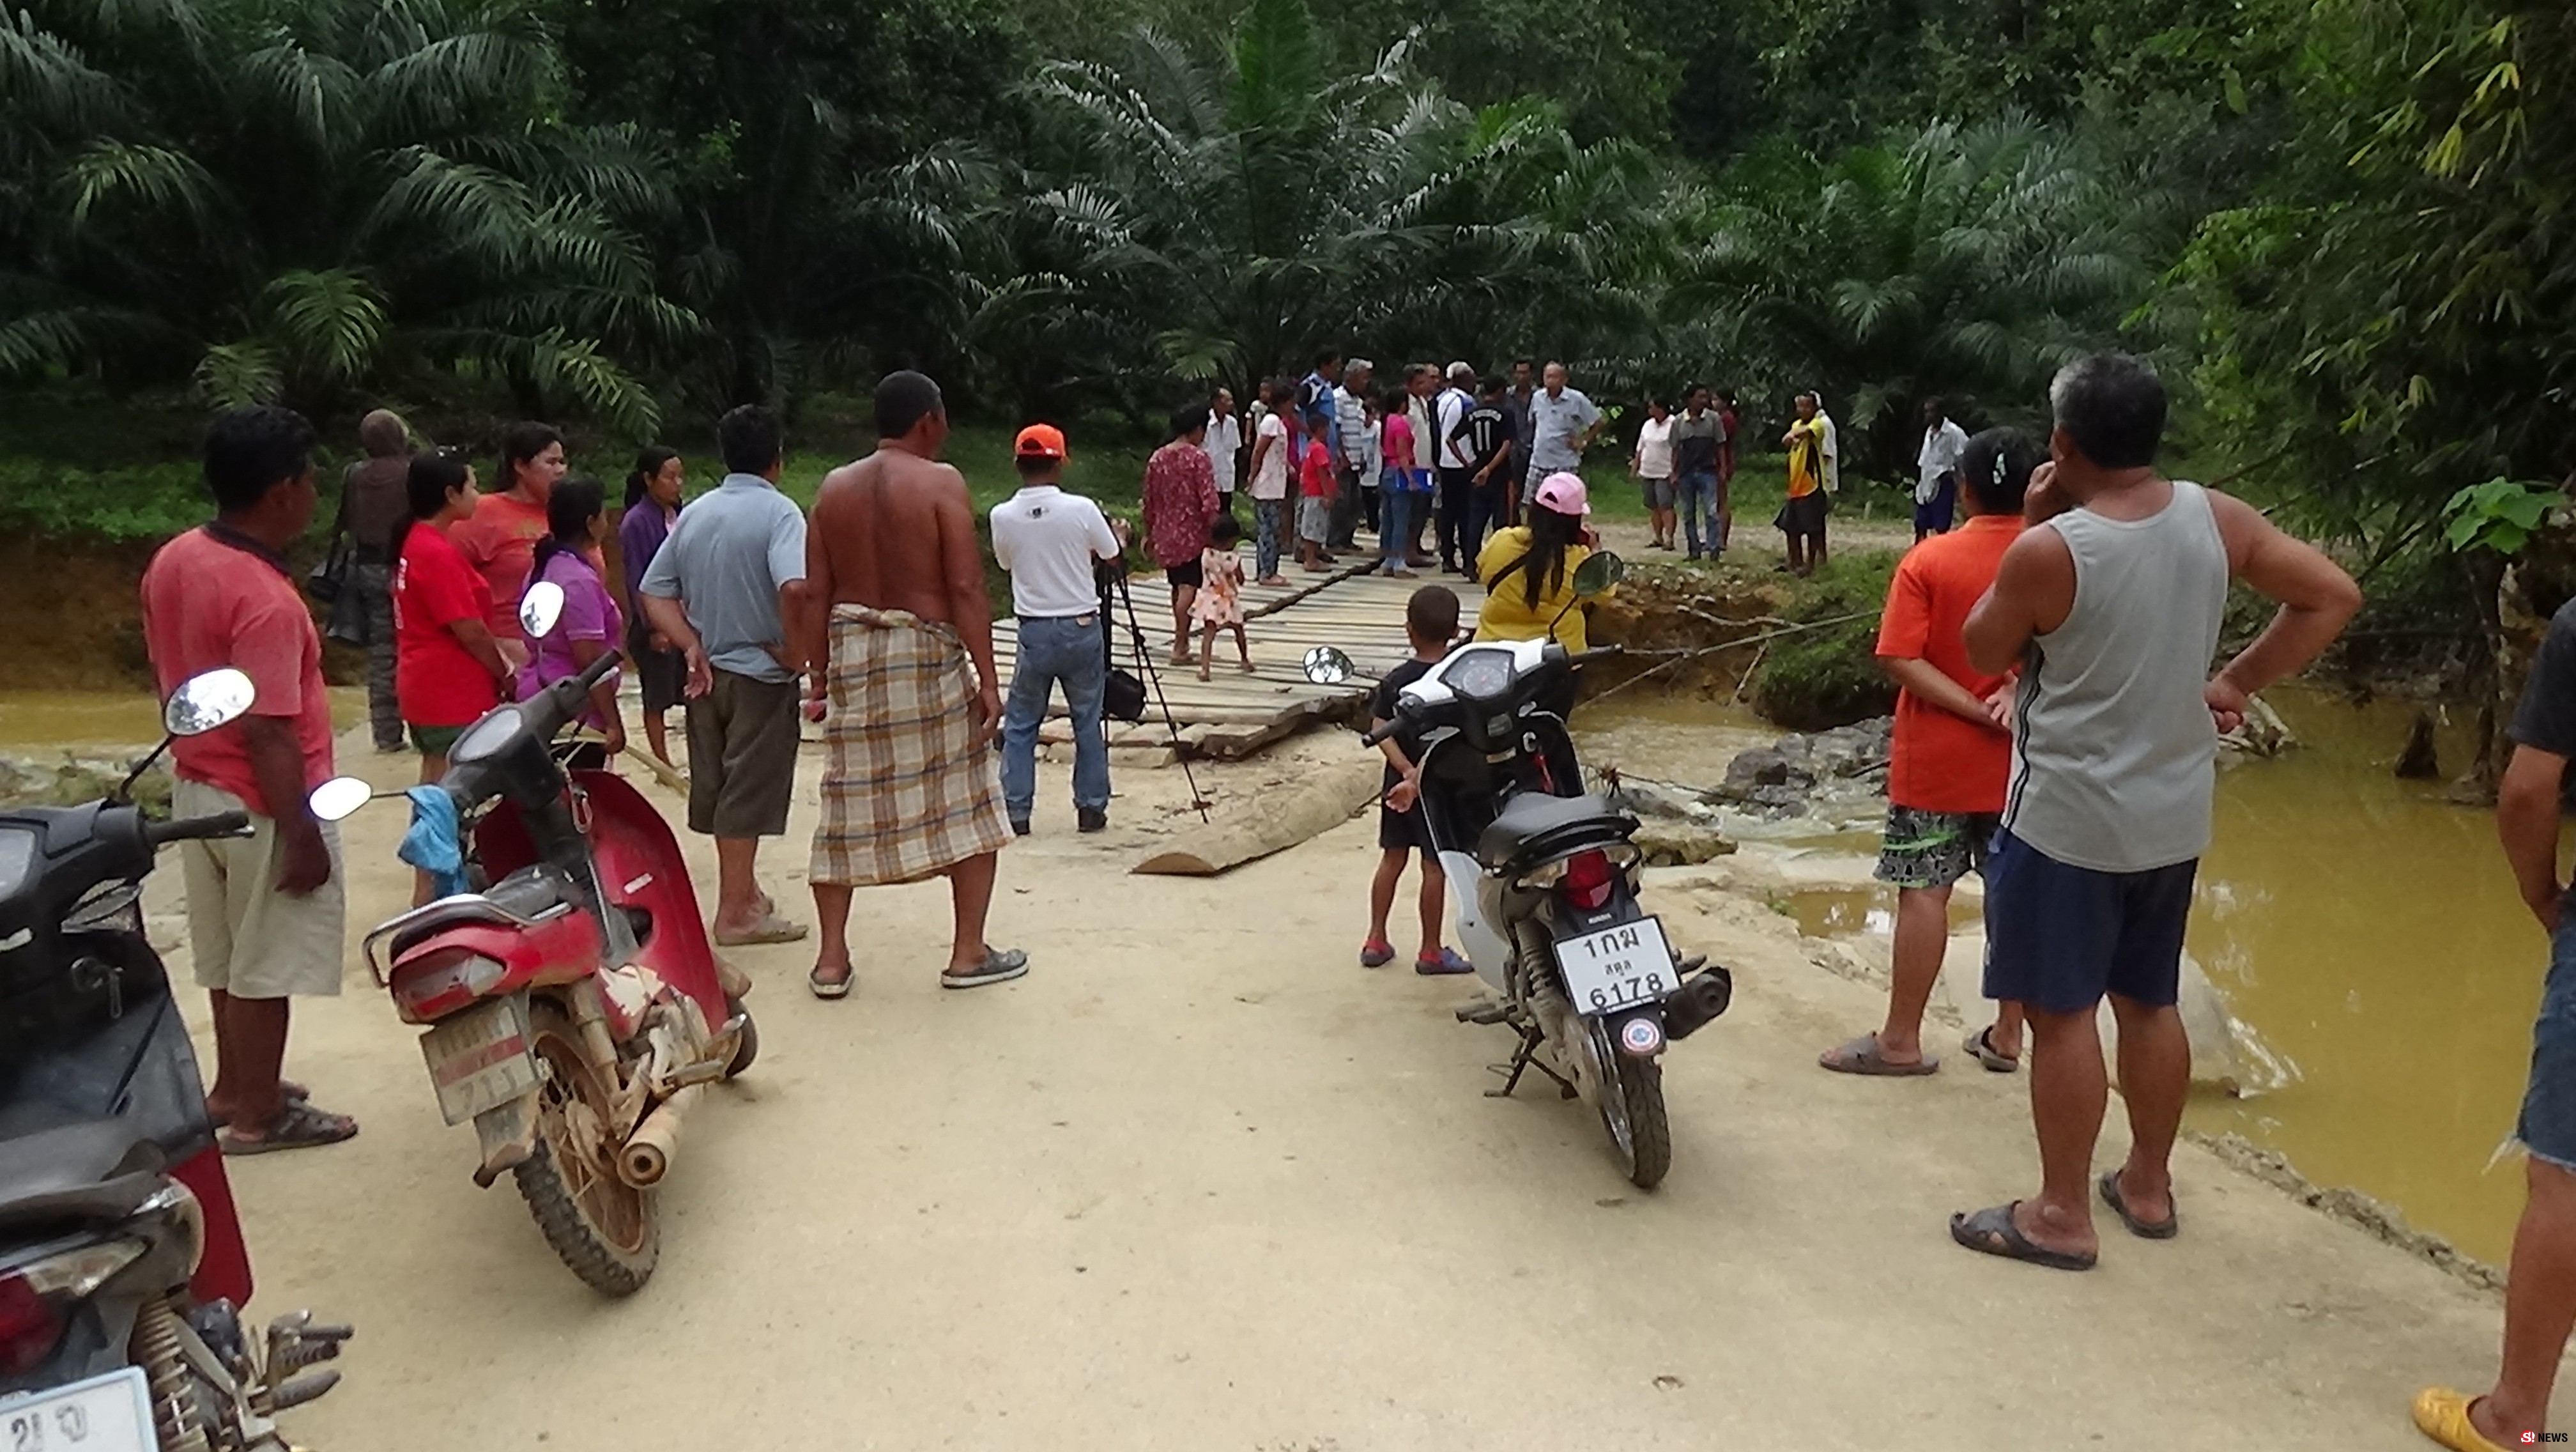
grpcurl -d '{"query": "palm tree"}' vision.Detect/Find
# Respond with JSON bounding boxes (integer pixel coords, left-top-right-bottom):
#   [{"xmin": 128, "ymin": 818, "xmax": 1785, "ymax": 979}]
[{"xmin": 1, "ymin": 0, "xmax": 692, "ymax": 433}]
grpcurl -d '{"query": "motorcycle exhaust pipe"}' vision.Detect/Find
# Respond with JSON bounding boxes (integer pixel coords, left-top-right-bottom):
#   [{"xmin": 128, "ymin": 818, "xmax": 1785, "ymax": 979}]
[
  {"xmin": 616, "ymin": 1083, "xmax": 703, "ymax": 1189},
  {"xmin": 1662, "ymin": 966, "xmax": 1734, "ymax": 1041}
]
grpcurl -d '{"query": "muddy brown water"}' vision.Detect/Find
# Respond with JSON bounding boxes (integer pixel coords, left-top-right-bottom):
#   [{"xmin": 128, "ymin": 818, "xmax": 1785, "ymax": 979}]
[
  {"xmin": 0, "ymin": 688, "xmax": 372, "ymax": 753},
  {"xmin": 1577, "ymin": 686, "xmax": 2541, "ymax": 1266}
]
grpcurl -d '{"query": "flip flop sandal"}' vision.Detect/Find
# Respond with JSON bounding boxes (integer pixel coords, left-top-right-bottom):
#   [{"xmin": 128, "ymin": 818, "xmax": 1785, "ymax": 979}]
[
  {"xmin": 220, "ymin": 1099, "xmax": 358, "ymax": 1156},
  {"xmin": 2411, "ymin": 1387, "xmax": 2513, "ymax": 1452},
  {"xmin": 942, "ymin": 947, "xmax": 1031, "ymax": 989},
  {"xmin": 1949, "ymin": 1201, "xmax": 2096, "ymax": 1271},
  {"xmin": 1818, "ymin": 1032, "xmax": 1938, "ymax": 1076},
  {"xmin": 1360, "ymin": 939, "xmax": 1397, "ymax": 969},
  {"xmin": 2097, "ymin": 1170, "xmax": 2180, "ymax": 1240},
  {"xmin": 1414, "ymin": 948, "xmax": 1474, "ymax": 976},
  {"xmin": 715, "ymin": 912, "xmax": 810, "ymax": 947},
  {"xmin": 809, "ymin": 966, "xmax": 855, "ymax": 1000},
  {"xmin": 1965, "ymin": 1026, "xmax": 2021, "ymax": 1074},
  {"xmin": 210, "ymin": 1081, "xmax": 309, "ymax": 1130}
]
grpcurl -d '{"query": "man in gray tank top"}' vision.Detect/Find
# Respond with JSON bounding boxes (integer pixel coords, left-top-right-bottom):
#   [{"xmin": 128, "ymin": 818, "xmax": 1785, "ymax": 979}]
[{"xmin": 1949, "ymin": 353, "xmax": 2360, "ymax": 1272}]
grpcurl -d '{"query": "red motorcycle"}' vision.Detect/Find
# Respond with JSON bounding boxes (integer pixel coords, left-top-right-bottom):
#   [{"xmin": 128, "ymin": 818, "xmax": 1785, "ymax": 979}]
[{"xmin": 313, "ymin": 602, "xmax": 753, "ymax": 1297}]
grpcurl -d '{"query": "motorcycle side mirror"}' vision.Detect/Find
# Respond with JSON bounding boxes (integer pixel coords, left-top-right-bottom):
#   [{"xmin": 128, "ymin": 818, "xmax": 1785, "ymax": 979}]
[
  {"xmin": 1302, "ymin": 647, "xmax": 1356, "ymax": 685},
  {"xmin": 307, "ymin": 776, "xmax": 378, "ymax": 824},
  {"xmin": 164, "ymin": 668, "xmax": 256, "ymax": 738},
  {"xmin": 519, "ymin": 580, "xmax": 567, "ymax": 640},
  {"xmin": 1573, "ymin": 552, "xmax": 1625, "ymax": 598}
]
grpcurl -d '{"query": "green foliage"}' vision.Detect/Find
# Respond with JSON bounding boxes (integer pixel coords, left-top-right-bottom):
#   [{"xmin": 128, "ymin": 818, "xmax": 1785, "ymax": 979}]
[
  {"xmin": 1750, "ymin": 554, "xmax": 1899, "ymax": 731},
  {"xmin": 0, "ymin": 456, "xmax": 210, "ymax": 540},
  {"xmin": 2442, "ymin": 478, "xmax": 2558, "ymax": 555}
]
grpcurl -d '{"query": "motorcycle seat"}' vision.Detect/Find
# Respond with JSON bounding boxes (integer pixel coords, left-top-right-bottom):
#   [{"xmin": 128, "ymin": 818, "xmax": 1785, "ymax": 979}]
[
  {"xmin": 0, "ymin": 1120, "xmax": 165, "ymax": 1232},
  {"xmin": 1475, "ymin": 792, "xmax": 1631, "ymax": 872}
]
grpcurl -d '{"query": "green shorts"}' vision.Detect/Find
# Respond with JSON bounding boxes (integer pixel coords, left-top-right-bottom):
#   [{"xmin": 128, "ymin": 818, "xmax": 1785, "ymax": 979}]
[
  {"xmin": 410, "ymin": 722, "xmax": 467, "ymax": 755},
  {"xmin": 1874, "ymin": 806, "xmax": 2000, "ymax": 891}
]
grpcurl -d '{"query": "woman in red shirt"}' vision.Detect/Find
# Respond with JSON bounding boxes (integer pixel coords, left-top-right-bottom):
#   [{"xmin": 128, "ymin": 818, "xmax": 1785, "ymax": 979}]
[
  {"xmin": 1140, "ymin": 405, "xmax": 1221, "ymax": 662},
  {"xmin": 394, "ymin": 452, "xmax": 515, "ymax": 900},
  {"xmin": 451, "ymin": 421, "xmax": 565, "ymax": 655}
]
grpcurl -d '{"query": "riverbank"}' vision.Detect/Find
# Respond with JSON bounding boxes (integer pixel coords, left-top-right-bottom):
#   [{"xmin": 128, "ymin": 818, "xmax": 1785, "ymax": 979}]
[{"xmin": 167, "ymin": 720, "xmax": 2518, "ymax": 1451}]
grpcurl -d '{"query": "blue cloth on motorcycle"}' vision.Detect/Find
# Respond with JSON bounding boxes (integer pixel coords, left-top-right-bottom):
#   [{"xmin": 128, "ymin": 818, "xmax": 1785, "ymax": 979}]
[{"xmin": 399, "ymin": 785, "xmax": 468, "ymax": 899}]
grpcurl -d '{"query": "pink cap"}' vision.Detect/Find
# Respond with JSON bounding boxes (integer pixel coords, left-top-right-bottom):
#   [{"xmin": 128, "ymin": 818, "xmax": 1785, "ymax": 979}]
[{"xmin": 1533, "ymin": 471, "xmax": 1590, "ymax": 516}]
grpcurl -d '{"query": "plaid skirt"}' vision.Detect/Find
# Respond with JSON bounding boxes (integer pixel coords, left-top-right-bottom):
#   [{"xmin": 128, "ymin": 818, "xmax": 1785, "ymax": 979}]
[{"xmin": 809, "ymin": 604, "xmax": 1014, "ymax": 887}]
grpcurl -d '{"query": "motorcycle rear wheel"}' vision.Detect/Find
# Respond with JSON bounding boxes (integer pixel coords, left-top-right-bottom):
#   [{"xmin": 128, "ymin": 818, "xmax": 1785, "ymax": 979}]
[
  {"xmin": 1595, "ymin": 1030, "xmax": 1673, "ymax": 1191},
  {"xmin": 514, "ymin": 1000, "xmax": 659, "ymax": 1295},
  {"xmin": 723, "ymin": 994, "xmax": 757, "ymax": 1079}
]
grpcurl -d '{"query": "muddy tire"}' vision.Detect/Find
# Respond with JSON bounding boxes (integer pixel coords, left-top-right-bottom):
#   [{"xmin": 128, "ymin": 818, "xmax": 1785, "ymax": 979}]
[
  {"xmin": 724, "ymin": 994, "xmax": 756, "ymax": 1079},
  {"xmin": 1605, "ymin": 1055, "xmax": 1673, "ymax": 1191},
  {"xmin": 514, "ymin": 1001, "xmax": 658, "ymax": 1296}
]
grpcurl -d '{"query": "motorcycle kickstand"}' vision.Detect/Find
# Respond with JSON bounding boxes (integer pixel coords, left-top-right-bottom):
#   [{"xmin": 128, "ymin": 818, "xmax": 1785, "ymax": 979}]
[{"xmin": 1486, "ymin": 1026, "xmax": 1579, "ymax": 1101}]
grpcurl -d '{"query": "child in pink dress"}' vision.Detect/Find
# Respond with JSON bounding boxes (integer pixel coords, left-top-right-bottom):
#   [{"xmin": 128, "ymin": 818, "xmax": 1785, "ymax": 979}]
[{"xmin": 1194, "ymin": 514, "xmax": 1252, "ymax": 679}]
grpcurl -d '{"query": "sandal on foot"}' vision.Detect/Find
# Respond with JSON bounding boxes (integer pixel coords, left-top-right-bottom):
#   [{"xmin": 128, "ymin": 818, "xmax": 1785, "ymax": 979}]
[
  {"xmin": 942, "ymin": 947, "xmax": 1031, "ymax": 989},
  {"xmin": 715, "ymin": 912, "xmax": 810, "ymax": 948},
  {"xmin": 2411, "ymin": 1388, "xmax": 2513, "ymax": 1452},
  {"xmin": 2097, "ymin": 1170, "xmax": 2179, "ymax": 1240},
  {"xmin": 1414, "ymin": 948, "xmax": 1473, "ymax": 976},
  {"xmin": 809, "ymin": 966, "xmax": 855, "ymax": 1000},
  {"xmin": 220, "ymin": 1100, "xmax": 357, "ymax": 1156},
  {"xmin": 1965, "ymin": 1026, "xmax": 2021, "ymax": 1073},
  {"xmin": 1949, "ymin": 1201, "xmax": 2096, "ymax": 1271},
  {"xmin": 1818, "ymin": 1032, "xmax": 1937, "ymax": 1076},
  {"xmin": 1360, "ymin": 938, "xmax": 1397, "ymax": 969},
  {"xmin": 210, "ymin": 1081, "xmax": 308, "ymax": 1130}
]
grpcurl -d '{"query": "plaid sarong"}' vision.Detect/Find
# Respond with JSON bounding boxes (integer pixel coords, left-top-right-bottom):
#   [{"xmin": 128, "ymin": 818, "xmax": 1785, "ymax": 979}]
[{"xmin": 809, "ymin": 604, "xmax": 1013, "ymax": 887}]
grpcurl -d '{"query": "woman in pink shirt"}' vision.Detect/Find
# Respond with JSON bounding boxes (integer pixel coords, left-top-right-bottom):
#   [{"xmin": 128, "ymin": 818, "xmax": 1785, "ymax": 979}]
[{"xmin": 1377, "ymin": 390, "xmax": 1419, "ymax": 578}]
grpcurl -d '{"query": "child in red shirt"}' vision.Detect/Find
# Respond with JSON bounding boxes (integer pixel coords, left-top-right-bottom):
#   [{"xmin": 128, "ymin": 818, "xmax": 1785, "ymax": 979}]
[{"xmin": 1296, "ymin": 429, "xmax": 1338, "ymax": 574}]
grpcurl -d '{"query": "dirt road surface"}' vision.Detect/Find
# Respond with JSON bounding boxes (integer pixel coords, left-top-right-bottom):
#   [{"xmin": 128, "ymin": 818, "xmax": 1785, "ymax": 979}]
[{"xmin": 175, "ymin": 728, "xmax": 2512, "ymax": 1451}]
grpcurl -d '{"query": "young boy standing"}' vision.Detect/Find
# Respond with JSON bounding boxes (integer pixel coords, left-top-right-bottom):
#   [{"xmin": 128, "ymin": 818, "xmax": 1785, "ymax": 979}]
[
  {"xmin": 1297, "ymin": 422, "xmax": 1338, "ymax": 574},
  {"xmin": 1361, "ymin": 585, "xmax": 1472, "ymax": 975},
  {"xmin": 1820, "ymin": 427, "xmax": 2036, "ymax": 1077}
]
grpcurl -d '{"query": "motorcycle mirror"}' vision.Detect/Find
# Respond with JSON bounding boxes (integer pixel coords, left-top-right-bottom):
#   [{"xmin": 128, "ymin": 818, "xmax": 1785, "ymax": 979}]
[
  {"xmin": 164, "ymin": 668, "xmax": 256, "ymax": 738},
  {"xmin": 519, "ymin": 580, "xmax": 567, "ymax": 640},
  {"xmin": 1301, "ymin": 647, "xmax": 1356, "ymax": 685},
  {"xmin": 307, "ymin": 776, "xmax": 377, "ymax": 824},
  {"xmin": 1573, "ymin": 552, "xmax": 1625, "ymax": 598}
]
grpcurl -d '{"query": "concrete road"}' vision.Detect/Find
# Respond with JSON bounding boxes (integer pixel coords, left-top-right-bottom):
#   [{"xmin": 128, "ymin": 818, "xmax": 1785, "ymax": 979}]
[{"xmin": 189, "ymin": 734, "xmax": 2505, "ymax": 1451}]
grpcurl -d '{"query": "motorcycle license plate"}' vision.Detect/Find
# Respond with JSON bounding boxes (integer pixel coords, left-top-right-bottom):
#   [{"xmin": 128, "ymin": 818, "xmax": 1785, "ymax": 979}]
[
  {"xmin": 0, "ymin": 1366, "xmax": 156, "ymax": 1452},
  {"xmin": 420, "ymin": 996, "xmax": 540, "ymax": 1127},
  {"xmin": 1554, "ymin": 916, "xmax": 1677, "ymax": 1017}
]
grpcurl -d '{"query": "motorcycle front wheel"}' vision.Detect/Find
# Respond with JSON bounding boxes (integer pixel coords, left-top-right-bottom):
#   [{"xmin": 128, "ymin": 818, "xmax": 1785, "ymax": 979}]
[
  {"xmin": 1591, "ymin": 1023, "xmax": 1673, "ymax": 1191},
  {"xmin": 514, "ymin": 1000, "xmax": 659, "ymax": 1295}
]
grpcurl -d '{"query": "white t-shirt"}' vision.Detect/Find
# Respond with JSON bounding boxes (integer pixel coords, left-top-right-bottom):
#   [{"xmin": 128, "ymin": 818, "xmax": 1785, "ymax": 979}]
[
  {"xmin": 1248, "ymin": 413, "xmax": 1290, "ymax": 500},
  {"xmin": 1917, "ymin": 418, "xmax": 1969, "ymax": 502},
  {"xmin": 1202, "ymin": 413, "xmax": 1242, "ymax": 493},
  {"xmin": 1634, "ymin": 415, "xmax": 1675, "ymax": 479},
  {"xmin": 1436, "ymin": 387, "xmax": 1475, "ymax": 468},
  {"xmin": 990, "ymin": 485, "xmax": 1120, "ymax": 619}
]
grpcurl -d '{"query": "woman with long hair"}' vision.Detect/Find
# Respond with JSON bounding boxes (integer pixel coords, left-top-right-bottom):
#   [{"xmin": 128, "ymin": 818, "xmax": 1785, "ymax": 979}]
[
  {"xmin": 452, "ymin": 420, "xmax": 566, "ymax": 653},
  {"xmin": 617, "ymin": 445, "xmax": 686, "ymax": 764},
  {"xmin": 519, "ymin": 475, "xmax": 627, "ymax": 760},
  {"xmin": 1474, "ymin": 472, "xmax": 1613, "ymax": 716},
  {"xmin": 393, "ymin": 451, "xmax": 514, "ymax": 904}
]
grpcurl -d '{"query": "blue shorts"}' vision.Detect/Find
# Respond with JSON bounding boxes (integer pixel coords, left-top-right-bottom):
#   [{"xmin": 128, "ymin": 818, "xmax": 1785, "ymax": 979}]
[
  {"xmin": 1915, "ymin": 472, "xmax": 1958, "ymax": 534},
  {"xmin": 1981, "ymin": 830, "xmax": 2197, "ymax": 1015},
  {"xmin": 2518, "ymin": 911, "xmax": 2576, "ymax": 1169}
]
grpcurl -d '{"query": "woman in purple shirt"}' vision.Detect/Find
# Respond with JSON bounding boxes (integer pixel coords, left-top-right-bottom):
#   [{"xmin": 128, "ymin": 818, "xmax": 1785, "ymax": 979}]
[
  {"xmin": 618, "ymin": 446, "xmax": 686, "ymax": 763},
  {"xmin": 519, "ymin": 476, "xmax": 627, "ymax": 755}
]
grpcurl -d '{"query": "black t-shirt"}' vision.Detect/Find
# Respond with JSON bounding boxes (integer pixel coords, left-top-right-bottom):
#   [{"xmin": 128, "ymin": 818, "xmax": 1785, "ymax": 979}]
[
  {"xmin": 1373, "ymin": 655, "xmax": 1438, "ymax": 776},
  {"xmin": 1458, "ymin": 404, "xmax": 1512, "ymax": 473},
  {"xmin": 2513, "ymin": 599, "xmax": 2576, "ymax": 755}
]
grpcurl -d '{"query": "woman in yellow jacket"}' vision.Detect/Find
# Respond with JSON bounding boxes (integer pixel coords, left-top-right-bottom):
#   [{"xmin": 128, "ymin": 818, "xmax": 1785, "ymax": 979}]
[{"xmin": 1475, "ymin": 472, "xmax": 1612, "ymax": 716}]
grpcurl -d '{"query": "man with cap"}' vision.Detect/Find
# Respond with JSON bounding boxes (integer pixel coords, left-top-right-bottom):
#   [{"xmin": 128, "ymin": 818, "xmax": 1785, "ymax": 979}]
[
  {"xmin": 990, "ymin": 422, "xmax": 1130, "ymax": 840},
  {"xmin": 796, "ymin": 372, "xmax": 1025, "ymax": 996}
]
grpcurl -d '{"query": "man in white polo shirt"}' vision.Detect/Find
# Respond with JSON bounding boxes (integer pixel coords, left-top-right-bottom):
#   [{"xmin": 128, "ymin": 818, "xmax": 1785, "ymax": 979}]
[{"xmin": 992, "ymin": 424, "xmax": 1130, "ymax": 837}]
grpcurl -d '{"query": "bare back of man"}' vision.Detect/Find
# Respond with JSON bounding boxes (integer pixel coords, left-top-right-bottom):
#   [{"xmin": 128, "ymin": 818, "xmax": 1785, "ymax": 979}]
[{"xmin": 799, "ymin": 407, "xmax": 1022, "ymax": 996}]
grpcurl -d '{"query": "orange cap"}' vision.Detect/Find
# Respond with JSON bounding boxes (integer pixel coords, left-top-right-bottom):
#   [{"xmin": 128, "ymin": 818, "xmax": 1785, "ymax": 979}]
[{"xmin": 1013, "ymin": 423, "xmax": 1068, "ymax": 461}]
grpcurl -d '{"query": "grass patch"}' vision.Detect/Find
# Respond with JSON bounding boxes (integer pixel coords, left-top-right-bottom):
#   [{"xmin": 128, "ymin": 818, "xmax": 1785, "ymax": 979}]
[{"xmin": 1748, "ymin": 552, "xmax": 1899, "ymax": 730}]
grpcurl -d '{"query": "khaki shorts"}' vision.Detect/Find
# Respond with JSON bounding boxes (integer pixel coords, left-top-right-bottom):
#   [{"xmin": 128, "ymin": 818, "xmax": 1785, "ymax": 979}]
[
  {"xmin": 686, "ymin": 669, "xmax": 802, "ymax": 838},
  {"xmin": 174, "ymin": 779, "xmax": 348, "ymax": 1000}
]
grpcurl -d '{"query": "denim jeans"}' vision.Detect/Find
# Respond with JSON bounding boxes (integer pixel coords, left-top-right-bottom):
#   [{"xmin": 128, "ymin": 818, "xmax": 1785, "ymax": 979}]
[
  {"xmin": 1678, "ymin": 469, "xmax": 1722, "ymax": 555},
  {"xmin": 1000, "ymin": 614, "xmax": 1110, "ymax": 822},
  {"xmin": 1253, "ymin": 497, "xmax": 1286, "ymax": 579},
  {"xmin": 1379, "ymin": 477, "xmax": 1413, "ymax": 571}
]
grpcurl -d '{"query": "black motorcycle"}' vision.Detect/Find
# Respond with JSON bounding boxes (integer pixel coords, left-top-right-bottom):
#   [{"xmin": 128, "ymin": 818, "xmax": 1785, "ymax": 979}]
[
  {"xmin": 1308, "ymin": 553, "xmax": 1731, "ymax": 1188},
  {"xmin": 0, "ymin": 668, "xmax": 348, "ymax": 1450}
]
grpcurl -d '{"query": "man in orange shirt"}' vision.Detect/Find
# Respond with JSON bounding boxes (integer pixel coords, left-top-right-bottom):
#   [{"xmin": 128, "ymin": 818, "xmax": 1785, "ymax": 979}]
[{"xmin": 1820, "ymin": 428, "xmax": 2037, "ymax": 1076}]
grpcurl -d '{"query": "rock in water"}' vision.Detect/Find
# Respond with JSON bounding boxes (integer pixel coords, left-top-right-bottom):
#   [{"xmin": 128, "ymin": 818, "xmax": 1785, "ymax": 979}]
[{"xmin": 1630, "ymin": 820, "xmax": 1738, "ymax": 867}]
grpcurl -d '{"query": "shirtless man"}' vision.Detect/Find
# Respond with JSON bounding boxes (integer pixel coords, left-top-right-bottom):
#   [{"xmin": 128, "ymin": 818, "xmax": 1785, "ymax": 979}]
[{"xmin": 795, "ymin": 371, "xmax": 1023, "ymax": 997}]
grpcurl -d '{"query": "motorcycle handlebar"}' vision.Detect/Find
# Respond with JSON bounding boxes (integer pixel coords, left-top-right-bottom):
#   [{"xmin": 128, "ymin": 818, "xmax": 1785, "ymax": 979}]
[
  {"xmin": 1572, "ymin": 645, "xmax": 1625, "ymax": 667},
  {"xmin": 1360, "ymin": 718, "xmax": 1400, "ymax": 747},
  {"xmin": 147, "ymin": 810, "xmax": 250, "ymax": 846}
]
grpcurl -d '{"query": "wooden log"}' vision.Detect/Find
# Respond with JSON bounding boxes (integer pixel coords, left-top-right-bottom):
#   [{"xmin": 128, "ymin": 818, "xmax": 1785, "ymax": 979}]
[{"xmin": 1131, "ymin": 755, "xmax": 1383, "ymax": 876}]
